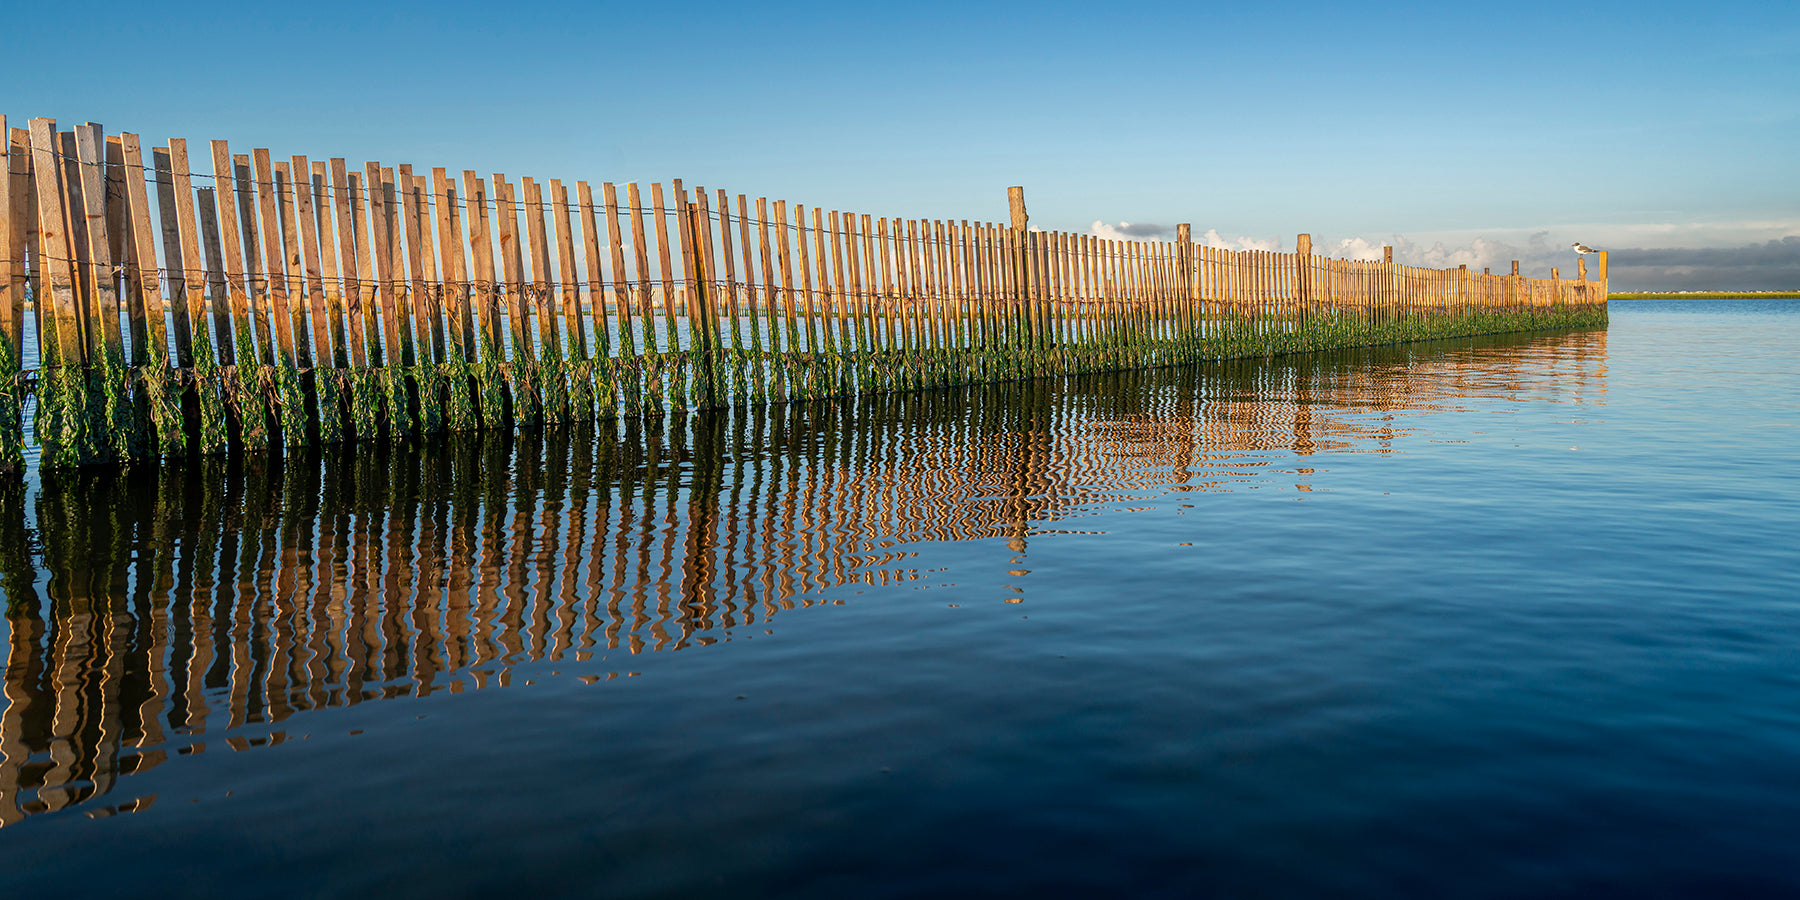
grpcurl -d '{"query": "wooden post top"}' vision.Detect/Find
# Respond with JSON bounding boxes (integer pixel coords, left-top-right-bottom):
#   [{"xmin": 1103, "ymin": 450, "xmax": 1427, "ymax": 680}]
[
  {"xmin": 1296, "ymin": 233, "xmax": 1312, "ymax": 256},
  {"xmin": 1511, "ymin": 260, "xmax": 1520, "ymax": 276},
  {"xmin": 1459, "ymin": 264, "xmax": 1467, "ymax": 270},
  {"xmin": 1578, "ymin": 257, "xmax": 1588, "ymax": 280},
  {"xmin": 1382, "ymin": 246, "xmax": 1393, "ymax": 263},
  {"xmin": 1176, "ymin": 223, "xmax": 1191, "ymax": 244},
  {"xmin": 1006, "ymin": 187, "xmax": 1027, "ymax": 232},
  {"xmin": 1597, "ymin": 250, "xmax": 1609, "ymax": 282}
]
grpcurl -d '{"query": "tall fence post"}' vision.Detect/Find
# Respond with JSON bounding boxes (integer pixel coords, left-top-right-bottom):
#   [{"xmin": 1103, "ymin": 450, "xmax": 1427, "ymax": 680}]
[
  {"xmin": 1382, "ymin": 245, "xmax": 1395, "ymax": 316},
  {"xmin": 1176, "ymin": 224, "xmax": 1193, "ymax": 348},
  {"xmin": 1296, "ymin": 233, "xmax": 1312, "ymax": 320},
  {"xmin": 1007, "ymin": 186, "xmax": 1033, "ymax": 354}
]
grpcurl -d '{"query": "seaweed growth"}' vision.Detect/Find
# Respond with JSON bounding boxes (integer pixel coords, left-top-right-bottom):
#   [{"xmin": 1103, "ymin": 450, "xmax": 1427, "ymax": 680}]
[{"xmin": 0, "ymin": 339, "xmax": 23, "ymax": 473}]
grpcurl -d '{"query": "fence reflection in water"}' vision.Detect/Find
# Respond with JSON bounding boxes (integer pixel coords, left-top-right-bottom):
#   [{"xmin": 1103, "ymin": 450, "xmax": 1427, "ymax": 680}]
[{"xmin": 0, "ymin": 329, "xmax": 1606, "ymax": 825}]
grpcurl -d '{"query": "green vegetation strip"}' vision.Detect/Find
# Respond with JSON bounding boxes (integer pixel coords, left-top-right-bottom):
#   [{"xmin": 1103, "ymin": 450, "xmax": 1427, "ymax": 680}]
[
  {"xmin": 8, "ymin": 304, "xmax": 1603, "ymax": 472},
  {"xmin": 1608, "ymin": 291, "xmax": 1799, "ymax": 299}
]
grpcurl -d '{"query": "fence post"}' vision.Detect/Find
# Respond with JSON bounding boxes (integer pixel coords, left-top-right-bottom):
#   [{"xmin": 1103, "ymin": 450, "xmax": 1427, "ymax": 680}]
[
  {"xmin": 1295, "ymin": 233, "xmax": 1312, "ymax": 319},
  {"xmin": 1382, "ymin": 245, "xmax": 1394, "ymax": 316},
  {"xmin": 1176, "ymin": 224, "xmax": 1193, "ymax": 345},
  {"xmin": 1007, "ymin": 186, "xmax": 1035, "ymax": 351},
  {"xmin": 685, "ymin": 201, "xmax": 719, "ymax": 408}
]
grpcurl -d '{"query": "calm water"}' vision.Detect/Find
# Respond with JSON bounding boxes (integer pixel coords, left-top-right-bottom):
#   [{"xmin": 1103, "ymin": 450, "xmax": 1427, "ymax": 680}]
[{"xmin": 1, "ymin": 300, "xmax": 1796, "ymax": 898}]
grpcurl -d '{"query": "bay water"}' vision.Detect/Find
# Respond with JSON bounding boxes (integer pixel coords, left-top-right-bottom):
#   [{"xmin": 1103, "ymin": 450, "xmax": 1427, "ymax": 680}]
[{"xmin": 0, "ymin": 299, "xmax": 1795, "ymax": 897}]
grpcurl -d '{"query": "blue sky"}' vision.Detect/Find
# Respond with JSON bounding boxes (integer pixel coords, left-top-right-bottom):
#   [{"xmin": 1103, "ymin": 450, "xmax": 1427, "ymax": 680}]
[{"xmin": 8, "ymin": 0, "xmax": 1797, "ymax": 287}]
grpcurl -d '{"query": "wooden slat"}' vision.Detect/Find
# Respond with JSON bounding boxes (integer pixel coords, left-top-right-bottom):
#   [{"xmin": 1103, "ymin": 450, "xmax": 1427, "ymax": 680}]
[
  {"xmin": 0, "ymin": 117, "xmax": 11, "ymax": 356},
  {"xmin": 231, "ymin": 152, "xmax": 275, "ymax": 364},
  {"xmin": 167, "ymin": 140, "xmax": 220, "ymax": 364},
  {"xmin": 330, "ymin": 159, "xmax": 370, "ymax": 368},
  {"xmin": 874, "ymin": 216, "xmax": 894, "ymax": 350},
  {"xmin": 627, "ymin": 183, "xmax": 658, "ymax": 354},
  {"xmin": 794, "ymin": 203, "xmax": 817, "ymax": 352},
  {"xmin": 950, "ymin": 221, "xmax": 969, "ymax": 352},
  {"xmin": 208, "ymin": 141, "xmax": 256, "ymax": 364},
  {"xmin": 462, "ymin": 171, "xmax": 502, "ymax": 354},
  {"xmin": 74, "ymin": 124, "xmax": 125, "ymax": 362},
  {"xmin": 550, "ymin": 179, "xmax": 584, "ymax": 357},
  {"xmin": 2, "ymin": 126, "xmax": 27, "ymax": 356},
  {"xmin": 104, "ymin": 136, "xmax": 142, "ymax": 363},
  {"xmin": 649, "ymin": 182, "xmax": 679, "ymax": 350},
  {"xmin": 522, "ymin": 176, "xmax": 558, "ymax": 361},
  {"xmin": 292, "ymin": 156, "xmax": 331, "ymax": 369},
  {"xmin": 434, "ymin": 168, "xmax": 475, "ymax": 362},
  {"xmin": 412, "ymin": 171, "xmax": 445, "ymax": 364},
  {"xmin": 27, "ymin": 119, "xmax": 82, "ymax": 366},
  {"xmin": 673, "ymin": 179, "xmax": 698, "ymax": 330},
  {"xmin": 714, "ymin": 189, "xmax": 742, "ymax": 351},
  {"xmin": 773, "ymin": 200, "xmax": 799, "ymax": 354},
  {"xmin": 738, "ymin": 194, "xmax": 764, "ymax": 354},
  {"xmin": 899, "ymin": 219, "xmax": 917, "ymax": 350},
  {"xmin": 576, "ymin": 181, "xmax": 611, "ymax": 362},
  {"xmin": 933, "ymin": 220, "xmax": 952, "ymax": 351},
  {"xmin": 252, "ymin": 150, "xmax": 297, "ymax": 365},
  {"xmin": 393, "ymin": 166, "xmax": 425, "ymax": 362},
  {"xmin": 600, "ymin": 182, "xmax": 635, "ymax": 356},
  {"xmin": 276, "ymin": 161, "xmax": 313, "ymax": 366},
  {"xmin": 522, "ymin": 175, "xmax": 564, "ymax": 422},
  {"xmin": 859, "ymin": 214, "xmax": 879, "ymax": 351},
  {"xmin": 492, "ymin": 173, "xmax": 534, "ymax": 371},
  {"xmin": 148, "ymin": 146, "xmax": 195, "ymax": 366},
  {"xmin": 694, "ymin": 187, "xmax": 723, "ymax": 362},
  {"xmin": 536, "ymin": 179, "xmax": 582, "ymax": 362},
  {"xmin": 310, "ymin": 161, "xmax": 347, "ymax": 369},
  {"xmin": 364, "ymin": 162, "xmax": 401, "ymax": 366},
  {"xmin": 119, "ymin": 134, "xmax": 168, "ymax": 365},
  {"xmin": 675, "ymin": 191, "xmax": 703, "ymax": 401},
  {"xmin": 56, "ymin": 130, "xmax": 93, "ymax": 357},
  {"xmin": 395, "ymin": 164, "xmax": 428, "ymax": 367},
  {"xmin": 900, "ymin": 217, "xmax": 919, "ymax": 351},
  {"xmin": 823, "ymin": 209, "xmax": 846, "ymax": 355},
  {"xmin": 840, "ymin": 211, "xmax": 866, "ymax": 353}
]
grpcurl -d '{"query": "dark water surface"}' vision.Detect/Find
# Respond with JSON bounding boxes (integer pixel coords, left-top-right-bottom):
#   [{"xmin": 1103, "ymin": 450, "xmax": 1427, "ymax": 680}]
[{"xmin": 1, "ymin": 300, "xmax": 1796, "ymax": 898}]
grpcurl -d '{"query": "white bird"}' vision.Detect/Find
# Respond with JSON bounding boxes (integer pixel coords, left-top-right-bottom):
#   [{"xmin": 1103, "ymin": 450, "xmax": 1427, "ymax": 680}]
[{"xmin": 1571, "ymin": 242, "xmax": 1599, "ymax": 254}]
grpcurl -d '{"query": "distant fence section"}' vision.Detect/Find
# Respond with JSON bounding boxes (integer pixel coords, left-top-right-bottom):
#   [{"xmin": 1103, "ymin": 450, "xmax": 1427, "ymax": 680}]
[{"xmin": 0, "ymin": 116, "xmax": 1609, "ymax": 472}]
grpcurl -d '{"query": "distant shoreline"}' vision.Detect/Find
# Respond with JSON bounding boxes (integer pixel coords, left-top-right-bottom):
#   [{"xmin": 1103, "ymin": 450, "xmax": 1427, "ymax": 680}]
[{"xmin": 1608, "ymin": 291, "xmax": 1800, "ymax": 299}]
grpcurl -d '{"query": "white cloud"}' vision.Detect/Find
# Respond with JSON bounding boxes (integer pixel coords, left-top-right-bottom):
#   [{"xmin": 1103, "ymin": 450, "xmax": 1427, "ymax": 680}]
[
  {"xmin": 1089, "ymin": 220, "xmax": 1172, "ymax": 241},
  {"xmin": 1080, "ymin": 216, "xmax": 1800, "ymax": 287},
  {"xmin": 1194, "ymin": 228, "xmax": 1280, "ymax": 252},
  {"xmin": 1323, "ymin": 236, "xmax": 1386, "ymax": 261}
]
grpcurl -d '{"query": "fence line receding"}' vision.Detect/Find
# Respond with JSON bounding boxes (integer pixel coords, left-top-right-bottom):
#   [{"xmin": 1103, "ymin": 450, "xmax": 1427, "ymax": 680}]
[{"xmin": 0, "ymin": 116, "xmax": 1609, "ymax": 472}]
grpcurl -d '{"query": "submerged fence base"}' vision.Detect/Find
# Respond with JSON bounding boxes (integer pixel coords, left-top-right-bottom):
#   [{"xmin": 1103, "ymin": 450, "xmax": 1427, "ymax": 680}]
[
  {"xmin": 0, "ymin": 115, "xmax": 1609, "ymax": 473},
  {"xmin": 13, "ymin": 304, "xmax": 1606, "ymax": 471}
]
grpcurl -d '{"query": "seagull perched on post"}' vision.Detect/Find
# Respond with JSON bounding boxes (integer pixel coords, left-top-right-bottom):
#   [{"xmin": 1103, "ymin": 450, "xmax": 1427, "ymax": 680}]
[{"xmin": 1571, "ymin": 242, "xmax": 1599, "ymax": 254}]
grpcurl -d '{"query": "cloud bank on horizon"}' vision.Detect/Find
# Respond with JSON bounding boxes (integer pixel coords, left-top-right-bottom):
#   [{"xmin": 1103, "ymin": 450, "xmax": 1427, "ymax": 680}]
[{"xmin": 1088, "ymin": 221, "xmax": 1800, "ymax": 291}]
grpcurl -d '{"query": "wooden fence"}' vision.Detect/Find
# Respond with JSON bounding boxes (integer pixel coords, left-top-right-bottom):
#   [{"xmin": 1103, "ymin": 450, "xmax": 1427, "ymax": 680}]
[{"xmin": 0, "ymin": 116, "xmax": 1609, "ymax": 472}]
